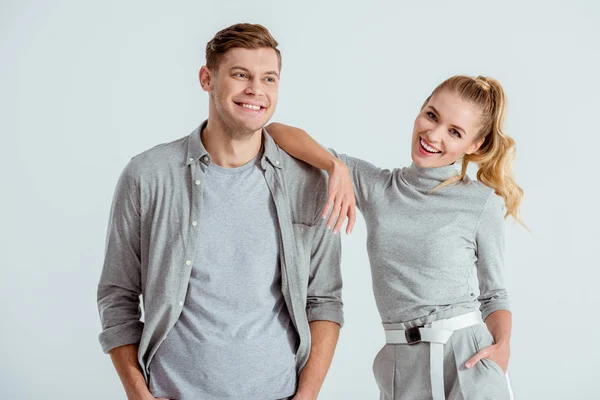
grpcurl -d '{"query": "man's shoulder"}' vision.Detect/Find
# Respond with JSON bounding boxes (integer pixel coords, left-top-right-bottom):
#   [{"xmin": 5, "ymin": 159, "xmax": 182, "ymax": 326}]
[
  {"xmin": 261, "ymin": 130, "xmax": 327, "ymax": 185},
  {"xmin": 278, "ymin": 150, "xmax": 328, "ymax": 186},
  {"xmin": 277, "ymin": 150, "xmax": 329, "ymax": 223},
  {"xmin": 126, "ymin": 135, "xmax": 189, "ymax": 178}
]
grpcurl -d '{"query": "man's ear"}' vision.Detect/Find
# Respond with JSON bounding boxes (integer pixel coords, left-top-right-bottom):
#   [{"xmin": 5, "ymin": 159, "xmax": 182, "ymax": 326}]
[{"xmin": 199, "ymin": 66, "xmax": 213, "ymax": 92}]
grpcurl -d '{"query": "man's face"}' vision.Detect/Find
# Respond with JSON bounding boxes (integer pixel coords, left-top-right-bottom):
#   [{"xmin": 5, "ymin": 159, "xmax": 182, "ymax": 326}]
[{"xmin": 201, "ymin": 47, "xmax": 280, "ymax": 138}]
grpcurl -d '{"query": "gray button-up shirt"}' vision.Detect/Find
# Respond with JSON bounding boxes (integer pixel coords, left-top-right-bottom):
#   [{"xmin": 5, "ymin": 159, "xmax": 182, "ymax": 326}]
[{"xmin": 97, "ymin": 122, "xmax": 343, "ymax": 380}]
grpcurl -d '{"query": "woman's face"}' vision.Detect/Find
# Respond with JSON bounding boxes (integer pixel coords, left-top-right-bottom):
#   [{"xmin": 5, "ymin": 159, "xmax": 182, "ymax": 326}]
[{"xmin": 411, "ymin": 89, "xmax": 485, "ymax": 168}]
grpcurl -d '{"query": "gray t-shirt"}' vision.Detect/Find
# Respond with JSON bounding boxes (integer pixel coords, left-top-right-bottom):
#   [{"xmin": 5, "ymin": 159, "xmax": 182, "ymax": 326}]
[
  {"xmin": 148, "ymin": 153, "xmax": 298, "ymax": 400},
  {"xmin": 335, "ymin": 152, "xmax": 510, "ymax": 324}
]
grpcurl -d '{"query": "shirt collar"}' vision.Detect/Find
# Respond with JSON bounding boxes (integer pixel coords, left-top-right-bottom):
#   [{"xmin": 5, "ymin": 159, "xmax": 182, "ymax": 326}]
[
  {"xmin": 185, "ymin": 121, "xmax": 211, "ymax": 166},
  {"xmin": 261, "ymin": 128, "xmax": 283, "ymax": 169},
  {"xmin": 403, "ymin": 162, "xmax": 458, "ymax": 191},
  {"xmin": 185, "ymin": 120, "xmax": 283, "ymax": 169}
]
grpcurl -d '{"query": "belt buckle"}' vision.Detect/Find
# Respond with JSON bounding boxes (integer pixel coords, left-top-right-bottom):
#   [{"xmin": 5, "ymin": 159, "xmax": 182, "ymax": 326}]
[{"xmin": 405, "ymin": 326, "xmax": 422, "ymax": 345}]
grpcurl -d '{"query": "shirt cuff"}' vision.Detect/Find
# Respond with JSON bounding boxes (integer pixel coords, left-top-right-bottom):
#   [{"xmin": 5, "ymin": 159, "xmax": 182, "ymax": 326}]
[
  {"xmin": 306, "ymin": 303, "xmax": 344, "ymax": 327},
  {"xmin": 98, "ymin": 320, "xmax": 144, "ymax": 354},
  {"xmin": 480, "ymin": 301, "xmax": 511, "ymax": 321}
]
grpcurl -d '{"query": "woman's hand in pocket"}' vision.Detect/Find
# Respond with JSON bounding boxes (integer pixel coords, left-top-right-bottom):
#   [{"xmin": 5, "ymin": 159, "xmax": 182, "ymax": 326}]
[{"xmin": 465, "ymin": 340, "xmax": 510, "ymax": 373}]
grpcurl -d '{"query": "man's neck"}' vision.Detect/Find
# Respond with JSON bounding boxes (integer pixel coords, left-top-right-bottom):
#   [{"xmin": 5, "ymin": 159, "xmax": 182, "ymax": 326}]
[{"xmin": 201, "ymin": 118, "xmax": 263, "ymax": 168}]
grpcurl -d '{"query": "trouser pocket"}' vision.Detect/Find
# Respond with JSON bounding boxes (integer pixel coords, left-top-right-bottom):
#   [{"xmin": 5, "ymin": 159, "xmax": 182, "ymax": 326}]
[
  {"xmin": 444, "ymin": 325, "xmax": 511, "ymax": 400},
  {"xmin": 373, "ymin": 344, "xmax": 396, "ymax": 400}
]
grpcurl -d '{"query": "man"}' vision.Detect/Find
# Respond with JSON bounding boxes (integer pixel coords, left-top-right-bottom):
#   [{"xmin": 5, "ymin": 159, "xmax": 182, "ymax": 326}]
[{"xmin": 97, "ymin": 23, "xmax": 343, "ymax": 400}]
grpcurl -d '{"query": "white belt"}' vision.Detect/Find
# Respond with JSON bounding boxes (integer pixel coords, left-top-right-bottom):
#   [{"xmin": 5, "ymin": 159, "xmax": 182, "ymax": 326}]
[{"xmin": 384, "ymin": 311, "xmax": 482, "ymax": 400}]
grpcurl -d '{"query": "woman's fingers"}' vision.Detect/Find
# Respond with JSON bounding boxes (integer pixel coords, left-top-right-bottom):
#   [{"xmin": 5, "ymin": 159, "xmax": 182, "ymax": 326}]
[
  {"xmin": 465, "ymin": 348, "xmax": 490, "ymax": 369},
  {"xmin": 321, "ymin": 194, "xmax": 335, "ymax": 220},
  {"xmin": 327, "ymin": 201, "xmax": 342, "ymax": 229},
  {"xmin": 332, "ymin": 203, "xmax": 348, "ymax": 234},
  {"xmin": 346, "ymin": 203, "xmax": 356, "ymax": 235},
  {"xmin": 322, "ymin": 164, "xmax": 356, "ymax": 234}
]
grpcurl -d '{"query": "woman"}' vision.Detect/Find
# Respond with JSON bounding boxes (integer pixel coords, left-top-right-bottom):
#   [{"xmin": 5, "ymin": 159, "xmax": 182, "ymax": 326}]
[{"xmin": 267, "ymin": 75, "xmax": 523, "ymax": 400}]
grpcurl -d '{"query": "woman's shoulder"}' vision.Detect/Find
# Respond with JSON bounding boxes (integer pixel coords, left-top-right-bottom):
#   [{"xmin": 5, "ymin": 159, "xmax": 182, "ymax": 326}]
[
  {"xmin": 456, "ymin": 175, "xmax": 505, "ymax": 213},
  {"xmin": 459, "ymin": 174, "xmax": 495, "ymax": 197}
]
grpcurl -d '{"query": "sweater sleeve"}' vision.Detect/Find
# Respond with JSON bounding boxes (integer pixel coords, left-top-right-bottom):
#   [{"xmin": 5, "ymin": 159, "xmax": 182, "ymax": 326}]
[
  {"xmin": 328, "ymin": 148, "xmax": 391, "ymax": 212},
  {"xmin": 474, "ymin": 191, "xmax": 511, "ymax": 320}
]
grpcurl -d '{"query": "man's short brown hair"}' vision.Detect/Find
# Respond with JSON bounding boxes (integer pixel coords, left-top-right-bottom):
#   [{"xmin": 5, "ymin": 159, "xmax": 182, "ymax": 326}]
[{"xmin": 205, "ymin": 23, "xmax": 281, "ymax": 71}]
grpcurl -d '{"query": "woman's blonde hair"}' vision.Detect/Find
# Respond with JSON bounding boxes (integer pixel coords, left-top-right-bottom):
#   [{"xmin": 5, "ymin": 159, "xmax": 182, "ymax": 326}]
[{"xmin": 428, "ymin": 75, "xmax": 524, "ymax": 223}]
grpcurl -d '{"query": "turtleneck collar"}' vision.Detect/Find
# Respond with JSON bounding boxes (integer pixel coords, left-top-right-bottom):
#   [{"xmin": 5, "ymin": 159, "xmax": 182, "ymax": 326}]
[{"xmin": 403, "ymin": 162, "xmax": 459, "ymax": 192}]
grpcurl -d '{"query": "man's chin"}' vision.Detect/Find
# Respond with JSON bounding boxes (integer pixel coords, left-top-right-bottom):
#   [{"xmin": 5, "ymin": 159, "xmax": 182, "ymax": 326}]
[
  {"xmin": 238, "ymin": 120, "xmax": 270, "ymax": 134},
  {"xmin": 245, "ymin": 124, "xmax": 267, "ymax": 134},
  {"xmin": 225, "ymin": 121, "xmax": 267, "ymax": 138}
]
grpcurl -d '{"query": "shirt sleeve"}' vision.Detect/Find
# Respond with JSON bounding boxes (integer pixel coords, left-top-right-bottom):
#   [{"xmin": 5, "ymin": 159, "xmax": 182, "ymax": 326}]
[
  {"xmin": 475, "ymin": 191, "xmax": 511, "ymax": 321},
  {"xmin": 97, "ymin": 159, "xmax": 145, "ymax": 353},
  {"xmin": 305, "ymin": 175, "xmax": 344, "ymax": 327},
  {"xmin": 328, "ymin": 148, "xmax": 392, "ymax": 212}
]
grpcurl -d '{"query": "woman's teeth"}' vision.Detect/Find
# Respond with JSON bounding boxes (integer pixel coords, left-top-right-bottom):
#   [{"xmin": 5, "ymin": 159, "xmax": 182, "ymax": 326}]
[
  {"xmin": 421, "ymin": 138, "xmax": 441, "ymax": 154},
  {"xmin": 241, "ymin": 103, "xmax": 261, "ymax": 111}
]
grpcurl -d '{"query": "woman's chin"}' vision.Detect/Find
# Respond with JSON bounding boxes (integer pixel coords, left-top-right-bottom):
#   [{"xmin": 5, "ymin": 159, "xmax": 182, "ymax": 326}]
[{"xmin": 411, "ymin": 153, "xmax": 433, "ymax": 168}]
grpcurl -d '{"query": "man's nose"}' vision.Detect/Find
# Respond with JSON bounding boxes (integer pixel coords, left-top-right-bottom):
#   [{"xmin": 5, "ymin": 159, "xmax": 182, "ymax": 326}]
[{"xmin": 244, "ymin": 78, "xmax": 263, "ymax": 96}]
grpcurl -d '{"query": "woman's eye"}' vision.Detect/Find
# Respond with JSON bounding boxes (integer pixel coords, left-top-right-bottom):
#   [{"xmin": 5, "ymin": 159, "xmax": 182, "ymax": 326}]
[
  {"xmin": 426, "ymin": 111, "xmax": 437, "ymax": 121},
  {"xmin": 450, "ymin": 129, "xmax": 462, "ymax": 138}
]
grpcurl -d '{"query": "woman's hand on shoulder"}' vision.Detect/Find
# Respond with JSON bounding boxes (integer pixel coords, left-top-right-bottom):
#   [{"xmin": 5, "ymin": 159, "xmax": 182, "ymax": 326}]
[{"xmin": 322, "ymin": 159, "xmax": 356, "ymax": 235}]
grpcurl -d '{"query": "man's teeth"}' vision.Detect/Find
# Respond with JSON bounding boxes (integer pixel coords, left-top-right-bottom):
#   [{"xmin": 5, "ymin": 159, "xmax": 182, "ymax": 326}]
[
  {"xmin": 241, "ymin": 103, "xmax": 261, "ymax": 111},
  {"xmin": 421, "ymin": 139, "xmax": 441, "ymax": 153}
]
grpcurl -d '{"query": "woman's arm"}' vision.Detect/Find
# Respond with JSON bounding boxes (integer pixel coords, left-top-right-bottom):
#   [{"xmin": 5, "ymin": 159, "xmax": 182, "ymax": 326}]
[
  {"xmin": 267, "ymin": 123, "xmax": 341, "ymax": 173},
  {"xmin": 267, "ymin": 122, "xmax": 356, "ymax": 234},
  {"xmin": 465, "ymin": 310, "xmax": 512, "ymax": 373},
  {"xmin": 485, "ymin": 310, "xmax": 512, "ymax": 347},
  {"xmin": 466, "ymin": 192, "xmax": 512, "ymax": 373}
]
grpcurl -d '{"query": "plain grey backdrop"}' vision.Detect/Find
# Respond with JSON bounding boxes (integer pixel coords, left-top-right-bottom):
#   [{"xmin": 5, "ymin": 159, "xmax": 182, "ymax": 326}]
[{"xmin": 1, "ymin": 0, "xmax": 599, "ymax": 398}]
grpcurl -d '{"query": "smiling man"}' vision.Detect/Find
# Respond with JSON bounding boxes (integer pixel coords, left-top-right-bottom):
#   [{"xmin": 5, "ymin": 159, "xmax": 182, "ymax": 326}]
[{"xmin": 97, "ymin": 24, "xmax": 343, "ymax": 400}]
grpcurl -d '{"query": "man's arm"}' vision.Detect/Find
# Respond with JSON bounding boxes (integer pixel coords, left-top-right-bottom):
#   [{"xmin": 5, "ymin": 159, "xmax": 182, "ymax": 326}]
[
  {"xmin": 294, "ymin": 321, "xmax": 340, "ymax": 399},
  {"xmin": 296, "ymin": 176, "xmax": 344, "ymax": 399},
  {"xmin": 109, "ymin": 344, "xmax": 164, "ymax": 400},
  {"xmin": 98, "ymin": 160, "xmax": 158, "ymax": 398}
]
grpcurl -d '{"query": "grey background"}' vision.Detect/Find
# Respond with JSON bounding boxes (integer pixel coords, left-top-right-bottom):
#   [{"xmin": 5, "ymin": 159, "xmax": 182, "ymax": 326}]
[{"xmin": 1, "ymin": 0, "xmax": 598, "ymax": 399}]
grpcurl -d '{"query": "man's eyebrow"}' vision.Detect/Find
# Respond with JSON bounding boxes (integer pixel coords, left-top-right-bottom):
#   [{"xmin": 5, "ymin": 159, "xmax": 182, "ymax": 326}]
[
  {"xmin": 230, "ymin": 65, "xmax": 280, "ymax": 78},
  {"xmin": 230, "ymin": 65, "xmax": 249, "ymax": 73},
  {"xmin": 264, "ymin": 71, "xmax": 280, "ymax": 78}
]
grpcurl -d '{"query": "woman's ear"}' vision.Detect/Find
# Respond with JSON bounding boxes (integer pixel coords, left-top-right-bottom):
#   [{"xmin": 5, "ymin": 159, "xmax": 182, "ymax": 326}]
[{"xmin": 465, "ymin": 137, "xmax": 485, "ymax": 155}]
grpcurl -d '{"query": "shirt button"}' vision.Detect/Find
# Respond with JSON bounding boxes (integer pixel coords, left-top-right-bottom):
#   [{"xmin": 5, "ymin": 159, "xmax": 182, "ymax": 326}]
[
  {"xmin": 202, "ymin": 156, "xmax": 209, "ymax": 162},
  {"xmin": 189, "ymin": 158, "xmax": 194, "ymax": 162},
  {"xmin": 185, "ymin": 260, "xmax": 191, "ymax": 266},
  {"xmin": 178, "ymin": 301, "xmax": 183, "ymax": 306},
  {"xmin": 275, "ymin": 160, "xmax": 280, "ymax": 165},
  {"xmin": 192, "ymin": 221, "xmax": 197, "ymax": 226},
  {"xmin": 195, "ymin": 180, "xmax": 201, "ymax": 185}
]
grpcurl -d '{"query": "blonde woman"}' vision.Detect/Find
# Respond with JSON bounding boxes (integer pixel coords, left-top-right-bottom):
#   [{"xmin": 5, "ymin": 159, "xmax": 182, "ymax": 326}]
[{"xmin": 267, "ymin": 76, "xmax": 522, "ymax": 399}]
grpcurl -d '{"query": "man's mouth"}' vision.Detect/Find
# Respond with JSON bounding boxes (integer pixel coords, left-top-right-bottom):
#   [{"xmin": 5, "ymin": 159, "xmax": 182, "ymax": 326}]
[
  {"xmin": 234, "ymin": 101, "xmax": 265, "ymax": 111},
  {"xmin": 420, "ymin": 138, "xmax": 441, "ymax": 154}
]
